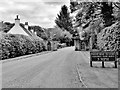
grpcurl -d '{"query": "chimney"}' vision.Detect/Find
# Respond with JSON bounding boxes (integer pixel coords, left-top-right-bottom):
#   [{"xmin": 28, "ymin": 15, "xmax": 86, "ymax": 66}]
[
  {"xmin": 15, "ymin": 15, "xmax": 20, "ymax": 26},
  {"xmin": 25, "ymin": 22, "xmax": 28, "ymax": 30},
  {"xmin": 0, "ymin": 21, "xmax": 3, "ymax": 30}
]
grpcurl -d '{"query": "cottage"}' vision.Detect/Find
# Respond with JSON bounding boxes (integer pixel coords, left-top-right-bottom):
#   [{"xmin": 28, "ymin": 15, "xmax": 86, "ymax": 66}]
[
  {"xmin": 8, "ymin": 15, "xmax": 30, "ymax": 36},
  {"xmin": 8, "ymin": 15, "xmax": 43, "ymax": 41}
]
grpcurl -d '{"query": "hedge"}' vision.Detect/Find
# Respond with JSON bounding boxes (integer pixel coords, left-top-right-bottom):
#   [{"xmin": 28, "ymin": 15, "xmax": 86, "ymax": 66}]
[
  {"xmin": 97, "ymin": 22, "xmax": 120, "ymax": 51},
  {"xmin": 0, "ymin": 32, "xmax": 46, "ymax": 60}
]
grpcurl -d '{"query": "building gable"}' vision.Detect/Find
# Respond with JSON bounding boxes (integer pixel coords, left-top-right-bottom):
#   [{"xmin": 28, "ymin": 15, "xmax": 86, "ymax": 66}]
[{"xmin": 8, "ymin": 25, "xmax": 30, "ymax": 36}]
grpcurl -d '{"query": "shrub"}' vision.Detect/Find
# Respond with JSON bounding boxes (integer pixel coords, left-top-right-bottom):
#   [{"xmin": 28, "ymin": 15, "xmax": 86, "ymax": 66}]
[
  {"xmin": 97, "ymin": 22, "xmax": 120, "ymax": 51},
  {"xmin": 0, "ymin": 32, "xmax": 45, "ymax": 60}
]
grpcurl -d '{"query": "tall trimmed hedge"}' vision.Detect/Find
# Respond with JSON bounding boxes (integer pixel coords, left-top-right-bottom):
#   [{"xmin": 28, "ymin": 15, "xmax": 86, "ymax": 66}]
[
  {"xmin": 97, "ymin": 22, "xmax": 120, "ymax": 51},
  {"xmin": 0, "ymin": 32, "xmax": 45, "ymax": 60}
]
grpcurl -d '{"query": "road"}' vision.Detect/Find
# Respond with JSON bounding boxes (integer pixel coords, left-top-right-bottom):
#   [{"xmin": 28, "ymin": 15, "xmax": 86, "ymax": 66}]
[{"xmin": 2, "ymin": 47, "xmax": 118, "ymax": 88}]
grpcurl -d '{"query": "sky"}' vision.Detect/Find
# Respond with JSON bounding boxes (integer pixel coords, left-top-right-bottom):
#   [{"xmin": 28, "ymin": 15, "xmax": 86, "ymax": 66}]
[{"xmin": 0, "ymin": 0, "xmax": 70, "ymax": 28}]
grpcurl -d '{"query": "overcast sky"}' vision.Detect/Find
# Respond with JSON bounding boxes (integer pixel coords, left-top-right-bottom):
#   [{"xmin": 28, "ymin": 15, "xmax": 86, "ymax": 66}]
[{"xmin": 0, "ymin": 0, "xmax": 70, "ymax": 28}]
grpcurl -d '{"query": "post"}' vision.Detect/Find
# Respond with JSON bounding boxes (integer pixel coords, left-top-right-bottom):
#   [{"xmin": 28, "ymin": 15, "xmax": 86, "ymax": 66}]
[
  {"xmin": 114, "ymin": 61, "xmax": 117, "ymax": 68},
  {"xmin": 74, "ymin": 39, "xmax": 77, "ymax": 51},
  {"xmin": 90, "ymin": 61, "xmax": 92, "ymax": 67},
  {"xmin": 102, "ymin": 61, "xmax": 105, "ymax": 68},
  {"xmin": 79, "ymin": 40, "xmax": 81, "ymax": 51},
  {"xmin": 115, "ymin": 51, "xmax": 117, "ymax": 68},
  {"xmin": 90, "ymin": 52, "xmax": 92, "ymax": 67}
]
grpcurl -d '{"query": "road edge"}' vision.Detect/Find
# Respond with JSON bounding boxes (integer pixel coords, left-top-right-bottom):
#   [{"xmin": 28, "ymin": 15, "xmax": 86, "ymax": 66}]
[{"xmin": 1, "ymin": 51, "xmax": 52, "ymax": 64}]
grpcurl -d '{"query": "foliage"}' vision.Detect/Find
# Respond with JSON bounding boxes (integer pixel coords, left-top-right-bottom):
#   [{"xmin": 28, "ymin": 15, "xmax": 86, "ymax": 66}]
[
  {"xmin": 70, "ymin": 1, "xmax": 79, "ymax": 13},
  {"xmin": 45, "ymin": 26, "xmax": 73, "ymax": 45},
  {"xmin": 101, "ymin": 2, "xmax": 115, "ymax": 27},
  {"xmin": 0, "ymin": 22, "xmax": 14, "ymax": 32},
  {"xmin": 70, "ymin": 1, "xmax": 119, "ymax": 50},
  {"xmin": 55, "ymin": 5, "xmax": 73, "ymax": 34},
  {"xmin": 113, "ymin": 2, "xmax": 120, "ymax": 21},
  {"xmin": 97, "ymin": 22, "xmax": 120, "ymax": 50},
  {"xmin": 0, "ymin": 32, "xmax": 45, "ymax": 60},
  {"xmin": 70, "ymin": 1, "xmax": 116, "ymax": 31},
  {"xmin": 29, "ymin": 26, "xmax": 48, "ymax": 40}
]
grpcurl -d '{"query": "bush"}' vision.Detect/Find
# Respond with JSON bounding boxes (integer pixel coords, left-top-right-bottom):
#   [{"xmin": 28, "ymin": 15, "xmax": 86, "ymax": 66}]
[
  {"xmin": 0, "ymin": 32, "xmax": 45, "ymax": 60},
  {"xmin": 97, "ymin": 22, "xmax": 120, "ymax": 51}
]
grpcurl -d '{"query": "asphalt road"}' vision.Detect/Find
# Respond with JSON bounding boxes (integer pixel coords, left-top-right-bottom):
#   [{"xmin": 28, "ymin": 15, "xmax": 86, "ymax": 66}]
[{"xmin": 2, "ymin": 47, "xmax": 118, "ymax": 88}]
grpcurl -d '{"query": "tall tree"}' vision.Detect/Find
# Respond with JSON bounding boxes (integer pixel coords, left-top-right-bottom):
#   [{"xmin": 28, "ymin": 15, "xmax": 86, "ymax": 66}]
[
  {"xmin": 113, "ymin": 2, "xmax": 120, "ymax": 21},
  {"xmin": 70, "ymin": 0, "xmax": 117, "ymax": 50},
  {"xmin": 101, "ymin": 2, "xmax": 115, "ymax": 27},
  {"xmin": 55, "ymin": 5, "xmax": 73, "ymax": 34}
]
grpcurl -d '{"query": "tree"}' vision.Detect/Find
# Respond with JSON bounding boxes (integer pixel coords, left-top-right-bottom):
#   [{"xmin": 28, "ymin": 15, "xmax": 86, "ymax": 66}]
[
  {"xmin": 55, "ymin": 5, "xmax": 73, "ymax": 34},
  {"xmin": 70, "ymin": 1, "xmax": 115, "ymax": 30},
  {"xmin": 113, "ymin": 2, "xmax": 120, "ymax": 21},
  {"xmin": 69, "ymin": 0, "xmax": 118, "ymax": 50},
  {"xmin": 101, "ymin": 2, "xmax": 115, "ymax": 27},
  {"xmin": 29, "ymin": 26, "xmax": 48, "ymax": 40},
  {"xmin": 1, "ymin": 22, "xmax": 14, "ymax": 32},
  {"xmin": 70, "ymin": 2, "xmax": 102, "ymax": 31},
  {"xmin": 70, "ymin": 1, "xmax": 79, "ymax": 13},
  {"xmin": 113, "ymin": 2, "xmax": 120, "ymax": 9}
]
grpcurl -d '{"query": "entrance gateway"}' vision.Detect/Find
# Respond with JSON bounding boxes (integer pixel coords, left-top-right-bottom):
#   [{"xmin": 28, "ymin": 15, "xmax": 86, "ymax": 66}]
[
  {"xmin": 90, "ymin": 51, "xmax": 118, "ymax": 68},
  {"xmin": 74, "ymin": 37, "xmax": 89, "ymax": 51}
]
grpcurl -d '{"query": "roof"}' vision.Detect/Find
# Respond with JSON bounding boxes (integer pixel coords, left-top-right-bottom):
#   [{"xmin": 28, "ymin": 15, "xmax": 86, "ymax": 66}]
[
  {"xmin": 20, "ymin": 24, "xmax": 33, "ymax": 36},
  {"xmin": 8, "ymin": 24, "xmax": 30, "ymax": 36},
  {"xmin": 7, "ymin": 15, "xmax": 43, "ymax": 41},
  {"xmin": 8, "ymin": 23, "xmax": 43, "ymax": 41},
  {"xmin": 20, "ymin": 25, "xmax": 43, "ymax": 41}
]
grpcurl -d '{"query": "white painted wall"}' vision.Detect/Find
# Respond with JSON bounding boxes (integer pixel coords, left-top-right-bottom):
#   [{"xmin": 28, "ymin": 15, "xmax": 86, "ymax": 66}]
[{"xmin": 8, "ymin": 18, "xmax": 29, "ymax": 36}]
